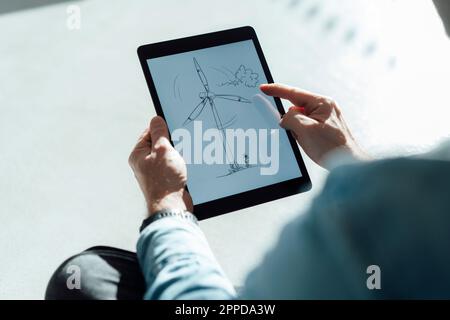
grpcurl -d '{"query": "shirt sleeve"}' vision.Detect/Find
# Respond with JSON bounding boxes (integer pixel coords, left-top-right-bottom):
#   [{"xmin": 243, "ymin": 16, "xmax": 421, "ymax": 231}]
[
  {"xmin": 242, "ymin": 158, "xmax": 450, "ymax": 299},
  {"xmin": 136, "ymin": 216, "xmax": 236, "ymax": 300}
]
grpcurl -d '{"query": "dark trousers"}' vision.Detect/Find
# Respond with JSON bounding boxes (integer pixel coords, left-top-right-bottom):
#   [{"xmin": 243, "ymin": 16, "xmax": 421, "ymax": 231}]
[{"xmin": 45, "ymin": 246, "xmax": 146, "ymax": 300}]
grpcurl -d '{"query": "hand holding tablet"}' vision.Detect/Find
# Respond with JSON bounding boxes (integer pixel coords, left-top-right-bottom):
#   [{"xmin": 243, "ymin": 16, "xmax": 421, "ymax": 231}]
[{"xmin": 137, "ymin": 26, "xmax": 311, "ymax": 219}]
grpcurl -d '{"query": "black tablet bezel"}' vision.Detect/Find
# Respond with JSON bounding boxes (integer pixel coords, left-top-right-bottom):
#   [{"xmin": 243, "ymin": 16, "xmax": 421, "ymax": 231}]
[{"xmin": 137, "ymin": 26, "xmax": 311, "ymax": 220}]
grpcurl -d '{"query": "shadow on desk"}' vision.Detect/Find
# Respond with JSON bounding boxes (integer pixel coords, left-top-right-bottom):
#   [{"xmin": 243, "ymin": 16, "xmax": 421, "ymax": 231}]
[{"xmin": 0, "ymin": 0, "xmax": 82, "ymax": 15}]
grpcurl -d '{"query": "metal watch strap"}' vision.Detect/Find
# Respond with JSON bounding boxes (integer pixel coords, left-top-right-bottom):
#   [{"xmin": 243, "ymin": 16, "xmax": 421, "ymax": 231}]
[{"xmin": 139, "ymin": 209, "xmax": 198, "ymax": 232}]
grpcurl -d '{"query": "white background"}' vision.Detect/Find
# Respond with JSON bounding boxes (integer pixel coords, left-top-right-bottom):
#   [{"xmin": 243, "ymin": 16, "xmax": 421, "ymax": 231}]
[{"xmin": 1, "ymin": 0, "xmax": 449, "ymax": 299}]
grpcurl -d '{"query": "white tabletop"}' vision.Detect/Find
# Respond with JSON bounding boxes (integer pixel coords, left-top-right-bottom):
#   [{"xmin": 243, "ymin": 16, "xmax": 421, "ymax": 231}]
[{"xmin": 1, "ymin": 0, "xmax": 449, "ymax": 299}]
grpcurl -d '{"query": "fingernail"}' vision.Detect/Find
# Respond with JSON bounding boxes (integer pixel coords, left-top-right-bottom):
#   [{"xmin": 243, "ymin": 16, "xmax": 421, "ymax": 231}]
[{"xmin": 289, "ymin": 106, "xmax": 305, "ymax": 113}]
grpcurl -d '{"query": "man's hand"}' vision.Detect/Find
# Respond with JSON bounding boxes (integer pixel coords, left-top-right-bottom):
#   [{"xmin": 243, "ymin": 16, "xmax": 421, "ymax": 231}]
[
  {"xmin": 129, "ymin": 116, "xmax": 193, "ymax": 216},
  {"xmin": 260, "ymin": 83, "xmax": 370, "ymax": 169}
]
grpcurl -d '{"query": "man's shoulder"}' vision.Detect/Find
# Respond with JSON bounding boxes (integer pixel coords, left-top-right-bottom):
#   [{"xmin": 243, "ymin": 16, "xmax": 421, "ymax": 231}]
[
  {"xmin": 299, "ymin": 157, "xmax": 450, "ymax": 298},
  {"xmin": 327, "ymin": 157, "xmax": 450, "ymax": 194},
  {"xmin": 314, "ymin": 157, "xmax": 450, "ymax": 232}
]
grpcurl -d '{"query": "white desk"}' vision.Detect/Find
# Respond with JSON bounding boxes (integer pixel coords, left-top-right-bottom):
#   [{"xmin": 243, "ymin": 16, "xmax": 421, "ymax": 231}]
[{"xmin": 1, "ymin": 0, "xmax": 449, "ymax": 299}]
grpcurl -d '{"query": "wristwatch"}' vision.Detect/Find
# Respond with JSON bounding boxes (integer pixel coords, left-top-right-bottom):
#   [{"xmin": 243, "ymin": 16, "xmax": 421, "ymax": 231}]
[{"xmin": 139, "ymin": 208, "xmax": 198, "ymax": 232}]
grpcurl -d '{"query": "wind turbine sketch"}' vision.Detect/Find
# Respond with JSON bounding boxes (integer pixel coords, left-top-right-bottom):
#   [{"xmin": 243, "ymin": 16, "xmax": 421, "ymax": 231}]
[{"xmin": 183, "ymin": 57, "xmax": 255, "ymax": 177}]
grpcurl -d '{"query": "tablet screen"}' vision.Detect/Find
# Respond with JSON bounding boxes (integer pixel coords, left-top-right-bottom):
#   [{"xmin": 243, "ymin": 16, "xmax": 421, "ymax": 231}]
[{"xmin": 147, "ymin": 39, "xmax": 302, "ymax": 205}]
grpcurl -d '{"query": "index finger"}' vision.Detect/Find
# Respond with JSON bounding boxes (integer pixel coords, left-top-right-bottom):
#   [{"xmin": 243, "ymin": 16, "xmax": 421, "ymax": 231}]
[{"xmin": 260, "ymin": 83, "xmax": 319, "ymax": 109}]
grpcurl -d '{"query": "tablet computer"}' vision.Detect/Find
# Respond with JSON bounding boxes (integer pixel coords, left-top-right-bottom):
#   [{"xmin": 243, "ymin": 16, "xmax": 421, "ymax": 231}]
[{"xmin": 137, "ymin": 26, "xmax": 311, "ymax": 220}]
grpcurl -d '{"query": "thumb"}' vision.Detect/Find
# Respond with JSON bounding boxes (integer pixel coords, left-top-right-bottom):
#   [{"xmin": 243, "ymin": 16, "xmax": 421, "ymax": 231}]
[
  {"xmin": 279, "ymin": 110, "xmax": 317, "ymax": 134},
  {"xmin": 149, "ymin": 116, "xmax": 171, "ymax": 152}
]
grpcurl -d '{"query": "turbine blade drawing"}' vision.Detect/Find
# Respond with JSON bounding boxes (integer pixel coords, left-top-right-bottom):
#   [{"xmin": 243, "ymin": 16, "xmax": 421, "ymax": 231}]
[
  {"xmin": 183, "ymin": 98, "xmax": 207, "ymax": 126},
  {"xmin": 214, "ymin": 94, "xmax": 252, "ymax": 103},
  {"xmin": 220, "ymin": 115, "xmax": 237, "ymax": 129},
  {"xmin": 193, "ymin": 57, "xmax": 209, "ymax": 92}
]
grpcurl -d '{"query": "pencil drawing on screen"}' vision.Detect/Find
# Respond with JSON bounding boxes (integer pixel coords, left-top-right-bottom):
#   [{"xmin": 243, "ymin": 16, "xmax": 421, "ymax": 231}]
[
  {"xmin": 214, "ymin": 64, "xmax": 259, "ymax": 88},
  {"xmin": 182, "ymin": 57, "xmax": 256, "ymax": 178}
]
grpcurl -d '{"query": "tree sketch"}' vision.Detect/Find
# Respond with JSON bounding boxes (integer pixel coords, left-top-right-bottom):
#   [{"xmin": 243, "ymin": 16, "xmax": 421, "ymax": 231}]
[
  {"xmin": 216, "ymin": 64, "xmax": 259, "ymax": 88},
  {"xmin": 182, "ymin": 57, "xmax": 257, "ymax": 177}
]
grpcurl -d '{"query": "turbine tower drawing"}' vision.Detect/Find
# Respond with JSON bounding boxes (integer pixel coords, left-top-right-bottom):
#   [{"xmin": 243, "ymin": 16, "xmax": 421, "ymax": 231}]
[{"xmin": 183, "ymin": 57, "xmax": 252, "ymax": 176}]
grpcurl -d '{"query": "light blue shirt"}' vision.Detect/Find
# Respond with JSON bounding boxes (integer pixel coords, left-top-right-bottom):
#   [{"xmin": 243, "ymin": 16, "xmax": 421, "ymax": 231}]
[
  {"xmin": 137, "ymin": 217, "xmax": 236, "ymax": 299},
  {"xmin": 137, "ymin": 142, "xmax": 450, "ymax": 299}
]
